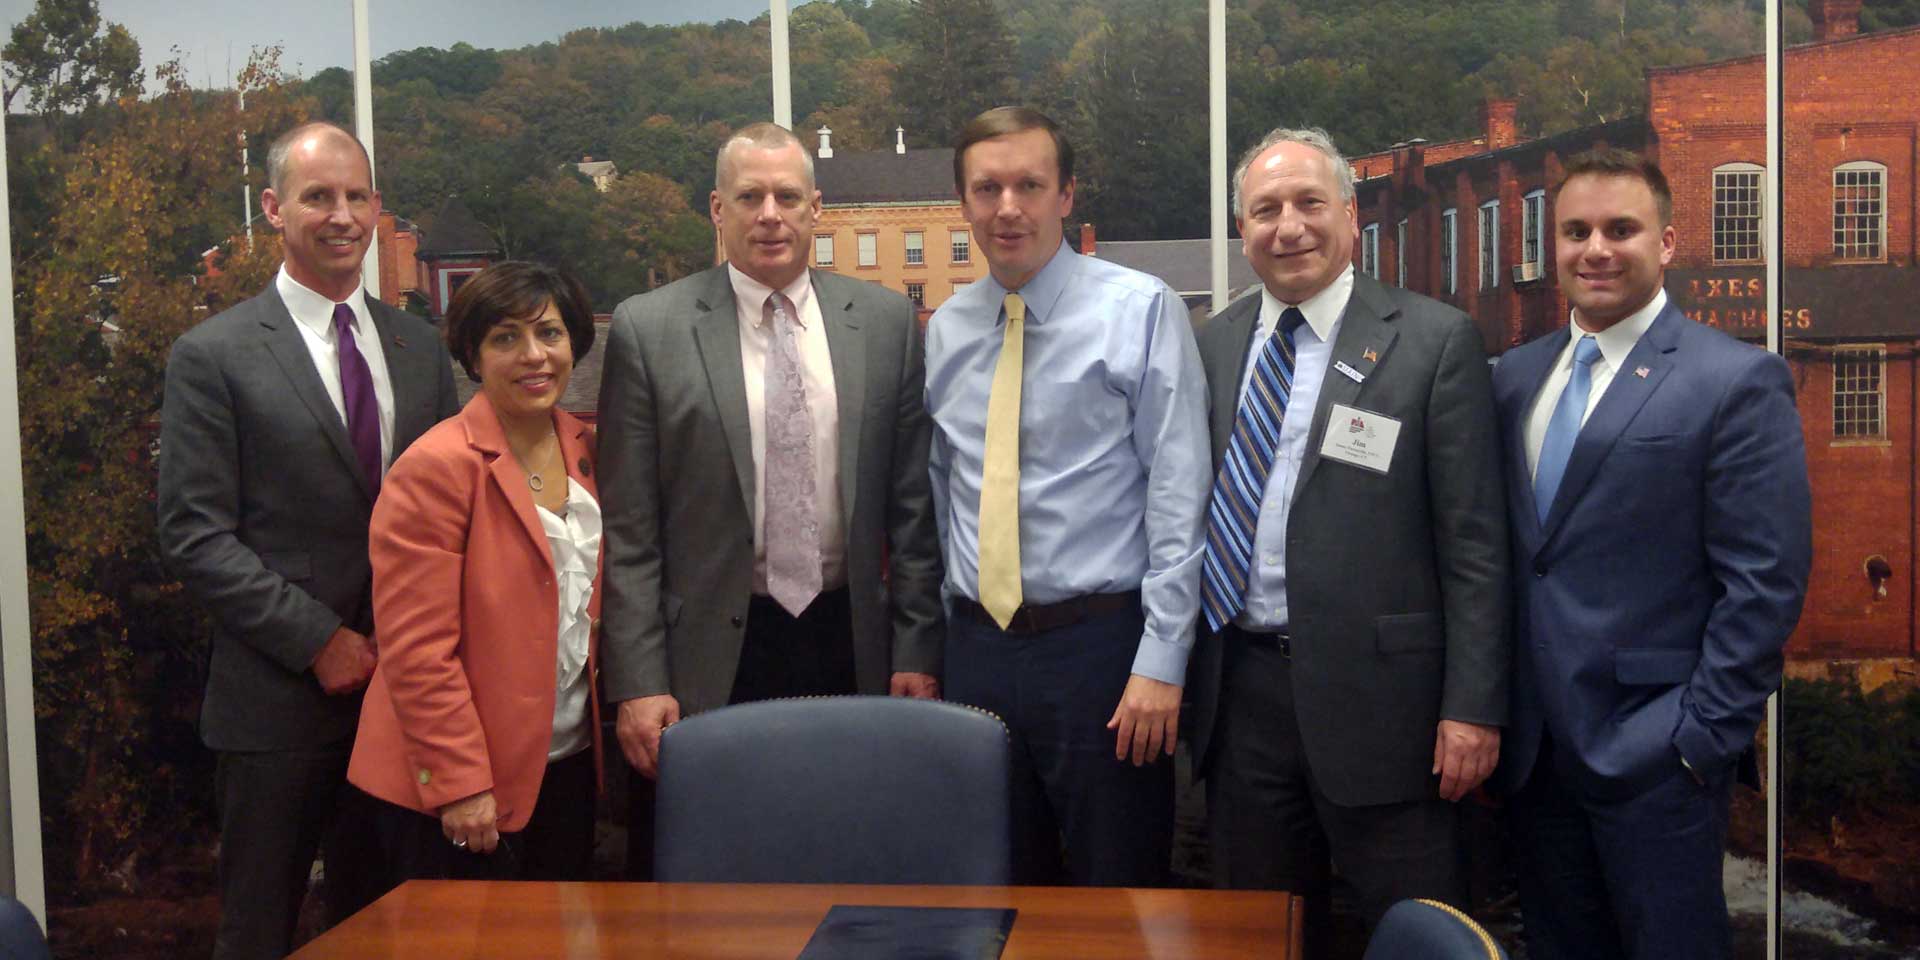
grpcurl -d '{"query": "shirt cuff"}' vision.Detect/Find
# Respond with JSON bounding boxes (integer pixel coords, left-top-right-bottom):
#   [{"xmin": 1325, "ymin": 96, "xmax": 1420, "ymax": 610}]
[{"xmin": 1129, "ymin": 635, "xmax": 1191, "ymax": 686}]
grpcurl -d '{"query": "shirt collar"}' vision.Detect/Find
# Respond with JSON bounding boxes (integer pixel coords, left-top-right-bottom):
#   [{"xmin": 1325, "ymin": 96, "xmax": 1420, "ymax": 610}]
[
  {"xmin": 276, "ymin": 266, "xmax": 369, "ymax": 341},
  {"xmin": 1570, "ymin": 287, "xmax": 1666, "ymax": 371},
  {"xmin": 1259, "ymin": 264, "xmax": 1354, "ymax": 344},
  {"xmin": 727, "ymin": 264, "xmax": 816, "ymax": 328},
  {"xmin": 984, "ymin": 239, "xmax": 1074, "ymax": 326}
]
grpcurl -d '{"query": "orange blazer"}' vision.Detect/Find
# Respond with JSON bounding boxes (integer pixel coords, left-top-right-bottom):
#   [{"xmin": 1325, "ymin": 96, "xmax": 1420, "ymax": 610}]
[{"xmin": 349, "ymin": 392, "xmax": 603, "ymax": 833}]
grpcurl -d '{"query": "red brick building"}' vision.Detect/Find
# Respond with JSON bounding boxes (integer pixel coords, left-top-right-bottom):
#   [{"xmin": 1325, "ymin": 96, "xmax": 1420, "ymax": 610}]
[{"xmin": 1349, "ymin": 0, "xmax": 1920, "ymax": 659}]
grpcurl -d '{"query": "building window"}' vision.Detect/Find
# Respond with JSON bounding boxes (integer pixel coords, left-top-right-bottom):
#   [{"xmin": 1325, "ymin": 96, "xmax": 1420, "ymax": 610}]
[
  {"xmin": 1360, "ymin": 223, "xmax": 1379, "ymax": 279},
  {"xmin": 1396, "ymin": 219, "xmax": 1408, "ymax": 287},
  {"xmin": 857, "ymin": 232, "xmax": 878, "ymax": 268},
  {"xmin": 814, "ymin": 234, "xmax": 835, "ymax": 267},
  {"xmin": 1522, "ymin": 189, "xmax": 1546, "ymax": 274},
  {"xmin": 950, "ymin": 229, "xmax": 971, "ymax": 264},
  {"xmin": 904, "ymin": 231, "xmax": 924, "ymax": 265},
  {"xmin": 1440, "ymin": 208, "xmax": 1457, "ymax": 296},
  {"xmin": 1478, "ymin": 200, "xmax": 1499, "ymax": 291},
  {"xmin": 1833, "ymin": 345, "xmax": 1886, "ymax": 440},
  {"xmin": 1712, "ymin": 163, "xmax": 1764, "ymax": 264},
  {"xmin": 952, "ymin": 280, "xmax": 972, "ymax": 294},
  {"xmin": 1833, "ymin": 161, "xmax": 1887, "ymax": 261},
  {"xmin": 906, "ymin": 281, "xmax": 925, "ymax": 307}
]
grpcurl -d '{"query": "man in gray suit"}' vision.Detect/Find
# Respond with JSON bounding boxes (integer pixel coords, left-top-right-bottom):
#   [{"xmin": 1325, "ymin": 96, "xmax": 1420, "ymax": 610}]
[
  {"xmin": 597, "ymin": 123, "xmax": 943, "ymax": 861},
  {"xmin": 158, "ymin": 121, "xmax": 458, "ymax": 958},
  {"xmin": 1186, "ymin": 127, "xmax": 1509, "ymax": 951}
]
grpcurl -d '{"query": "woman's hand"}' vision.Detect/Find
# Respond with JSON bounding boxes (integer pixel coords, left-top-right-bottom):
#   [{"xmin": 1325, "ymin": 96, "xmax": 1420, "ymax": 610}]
[{"xmin": 440, "ymin": 790, "xmax": 499, "ymax": 854}]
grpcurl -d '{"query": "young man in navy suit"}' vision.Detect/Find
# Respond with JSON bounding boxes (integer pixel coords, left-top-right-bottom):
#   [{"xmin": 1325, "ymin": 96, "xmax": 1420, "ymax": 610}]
[{"xmin": 1491, "ymin": 148, "xmax": 1811, "ymax": 959}]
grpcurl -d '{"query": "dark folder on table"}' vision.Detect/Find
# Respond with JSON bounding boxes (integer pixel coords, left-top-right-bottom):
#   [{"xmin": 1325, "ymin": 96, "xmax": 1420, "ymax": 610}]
[{"xmin": 796, "ymin": 905, "xmax": 1016, "ymax": 959}]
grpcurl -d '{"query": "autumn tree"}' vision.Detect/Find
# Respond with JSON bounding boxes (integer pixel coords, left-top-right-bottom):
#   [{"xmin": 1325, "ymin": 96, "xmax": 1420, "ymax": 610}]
[
  {"xmin": 12, "ymin": 46, "xmax": 311, "ymax": 896},
  {"xmin": 2, "ymin": 0, "xmax": 140, "ymax": 117}
]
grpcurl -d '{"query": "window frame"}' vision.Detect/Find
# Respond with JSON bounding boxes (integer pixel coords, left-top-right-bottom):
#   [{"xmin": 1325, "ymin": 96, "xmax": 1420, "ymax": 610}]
[
  {"xmin": 1440, "ymin": 208, "xmax": 1458, "ymax": 296},
  {"xmin": 857, "ymin": 231, "xmax": 878, "ymax": 268},
  {"xmin": 1522, "ymin": 189, "xmax": 1546, "ymax": 272},
  {"xmin": 950, "ymin": 229, "xmax": 971, "ymax": 264},
  {"xmin": 1712, "ymin": 162, "xmax": 1766, "ymax": 265},
  {"xmin": 1832, "ymin": 160, "xmax": 1888, "ymax": 263},
  {"xmin": 813, "ymin": 233, "xmax": 835, "ymax": 267},
  {"xmin": 1832, "ymin": 344, "xmax": 1888, "ymax": 443},
  {"xmin": 1396, "ymin": 218, "xmax": 1408, "ymax": 287},
  {"xmin": 1361, "ymin": 223, "xmax": 1380, "ymax": 279},
  {"xmin": 904, "ymin": 230, "xmax": 925, "ymax": 266},
  {"xmin": 1478, "ymin": 199, "xmax": 1500, "ymax": 291},
  {"xmin": 905, "ymin": 281, "xmax": 925, "ymax": 307}
]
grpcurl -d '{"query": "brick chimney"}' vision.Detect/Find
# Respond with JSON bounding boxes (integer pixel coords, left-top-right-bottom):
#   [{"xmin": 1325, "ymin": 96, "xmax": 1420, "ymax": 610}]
[
  {"xmin": 1811, "ymin": 0, "xmax": 1862, "ymax": 41},
  {"xmin": 1078, "ymin": 223, "xmax": 1096, "ymax": 256},
  {"xmin": 1480, "ymin": 99, "xmax": 1519, "ymax": 151}
]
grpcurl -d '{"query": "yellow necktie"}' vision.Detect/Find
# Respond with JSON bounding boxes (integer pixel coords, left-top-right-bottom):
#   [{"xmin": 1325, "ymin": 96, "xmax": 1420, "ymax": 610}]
[{"xmin": 977, "ymin": 293, "xmax": 1026, "ymax": 629}]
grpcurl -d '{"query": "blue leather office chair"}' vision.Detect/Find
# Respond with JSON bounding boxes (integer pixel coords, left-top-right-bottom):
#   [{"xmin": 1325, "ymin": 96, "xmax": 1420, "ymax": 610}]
[
  {"xmin": 1362, "ymin": 898, "xmax": 1508, "ymax": 960},
  {"xmin": 654, "ymin": 695, "xmax": 1012, "ymax": 885},
  {"xmin": 0, "ymin": 896, "xmax": 51, "ymax": 960}
]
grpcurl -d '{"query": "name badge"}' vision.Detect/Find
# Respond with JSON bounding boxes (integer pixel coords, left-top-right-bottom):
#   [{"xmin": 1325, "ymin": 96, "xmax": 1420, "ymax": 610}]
[
  {"xmin": 1319, "ymin": 404, "xmax": 1401, "ymax": 475},
  {"xmin": 1333, "ymin": 360, "xmax": 1366, "ymax": 383}
]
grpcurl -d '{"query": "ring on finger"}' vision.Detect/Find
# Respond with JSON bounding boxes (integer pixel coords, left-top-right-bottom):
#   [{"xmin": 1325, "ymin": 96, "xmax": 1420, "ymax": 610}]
[{"xmin": 452, "ymin": 837, "xmax": 468, "ymax": 848}]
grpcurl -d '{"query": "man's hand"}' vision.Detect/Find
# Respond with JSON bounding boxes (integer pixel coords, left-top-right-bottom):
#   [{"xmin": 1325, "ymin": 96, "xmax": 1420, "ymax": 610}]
[
  {"xmin": 439, "ymin": 790, "xmax": 499, "ymax": 854},
  {"xmin": 1106, "ymin": 674, "xmax": 1182, "ymax": 766},
  {"xmin": 889, "ymin": 672, "xmax": 941, "ymax": 699},
  {"xmin": 311, "ymin": 626, "xmax": 376, "ymax": 695},
  {"xmin": 1433, "ymin": 719, "xmax": 1500, "ymax": 802},
  {"xmin": 616, "ymin": 694, "xmax": 682, "ymax": 780}
]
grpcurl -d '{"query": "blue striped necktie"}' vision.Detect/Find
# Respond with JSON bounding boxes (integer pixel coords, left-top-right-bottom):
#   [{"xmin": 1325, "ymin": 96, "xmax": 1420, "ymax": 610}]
[{"xmin": 1201, "ymin": 307, "xmax": 1307, "ymax": 632}]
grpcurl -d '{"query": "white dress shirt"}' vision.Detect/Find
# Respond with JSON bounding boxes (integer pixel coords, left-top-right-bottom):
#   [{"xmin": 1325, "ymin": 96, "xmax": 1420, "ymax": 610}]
[
  {"xmin": 276, "ymin": 267, "xmax": 396, "ymax": 469},
  {"xmin": 539, "ymin": 481, "xmax": 601, "ymax": 761},
  {"xmin": 1524, "ymin": 289, "xmax": 1668, "ymax": 478},
  {"xmin": 727, "ymin": 265, "xmax": 847, "ymax": 592},
  {"xmin": 1235, "ymin": 266, "xmax": 1355, "ymax": 630}
]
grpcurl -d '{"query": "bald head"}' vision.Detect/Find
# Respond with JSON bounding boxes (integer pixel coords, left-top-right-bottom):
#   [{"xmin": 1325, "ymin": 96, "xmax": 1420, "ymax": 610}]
[{"xmin": 266, "ymin": 122, "xmax": 371, "ymax": 196}]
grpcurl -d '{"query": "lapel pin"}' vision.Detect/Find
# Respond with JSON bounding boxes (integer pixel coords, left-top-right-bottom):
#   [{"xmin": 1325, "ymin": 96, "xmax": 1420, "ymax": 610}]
[
  {"xmin": 1362, "ymin": 348, "xmax": 1379, "ymax": 363},
  {"xmin": 394, "ymin": 336, "xmax": 409, "ymax": 348},
  {"xmin": 579, "ymin": 457, "xmax": 592, "ymax": 478},
  {"xmin": 1635, "ymin": 366, "xmax": 1650, "ymax": 379}
]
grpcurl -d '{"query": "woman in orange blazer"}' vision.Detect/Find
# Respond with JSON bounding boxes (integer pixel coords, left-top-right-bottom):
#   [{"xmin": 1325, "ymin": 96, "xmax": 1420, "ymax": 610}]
[{"xmin": 349, "ymin": 261, "xmax": 603, "ymax": 882}]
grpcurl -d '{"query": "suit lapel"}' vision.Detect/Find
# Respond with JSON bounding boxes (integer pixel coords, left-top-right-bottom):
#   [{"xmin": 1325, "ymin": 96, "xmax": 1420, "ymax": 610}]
[
  {"xmin": 368, "ymin": 301, "xmax": 434, "ymax": 449},
  {"xmin": 1291, "ymin": 276, "xmax": 1399, "ymax": 504},
  {"xmin": 1536, "ymin": 305, "xmax": 1682, "ymax": 549},
  {"xmin": 466, "ymin": 394, "xmax": 555, "ymax": 569},
  {"xmin": 1205, "ymin": 296, "xmax": 1261, "ymax": 464},
  {"xmin": 256, "ymin": 286, "xmax": 377, "ymax": 500},
  {"xmin": 1500, "ymin": 335, "xmax": 1564, "ymax": 545},
  {"xmin": 815, "ymin": 271, "xmax": 867, "ymax": 528},
  {"xmin": 690, "ymin": 268, "xmax": 757, "ymax": 520}
]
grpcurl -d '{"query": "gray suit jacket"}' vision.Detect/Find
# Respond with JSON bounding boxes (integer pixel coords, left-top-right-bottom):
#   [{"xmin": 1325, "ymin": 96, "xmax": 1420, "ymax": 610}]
[
  {"xmin": 596, "ymin": 266, "xmax": 943, "ymax": 718},
  {"xmin": 1187, "ymin": 273, "xmax": 1511, "ymax": 807},
  {"xmin": 157, "ymin": 283, "xmax": 459, "ymax": 752}
]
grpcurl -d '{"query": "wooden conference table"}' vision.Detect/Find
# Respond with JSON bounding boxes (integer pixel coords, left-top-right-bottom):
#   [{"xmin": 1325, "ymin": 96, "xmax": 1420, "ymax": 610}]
[{"xmin": 291, "ymin": 880, "xmax": 1303, "ymax": 958}]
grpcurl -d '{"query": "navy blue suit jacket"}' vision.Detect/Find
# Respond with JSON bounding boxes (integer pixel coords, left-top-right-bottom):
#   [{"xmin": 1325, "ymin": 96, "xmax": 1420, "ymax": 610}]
[{"xmin": 1491, "ymin": 300, "xmax": 1810, "ymax": 801}]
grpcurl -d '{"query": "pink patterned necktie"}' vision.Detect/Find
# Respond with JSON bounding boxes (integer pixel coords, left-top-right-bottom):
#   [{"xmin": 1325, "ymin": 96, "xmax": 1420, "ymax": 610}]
[
  {"xmin": 332, "ymin": 302, "xmax": 382, "ymax": 496},
  {"xmin": 762, "ymin": 292, "xmax": 821, "ymax": 616}
]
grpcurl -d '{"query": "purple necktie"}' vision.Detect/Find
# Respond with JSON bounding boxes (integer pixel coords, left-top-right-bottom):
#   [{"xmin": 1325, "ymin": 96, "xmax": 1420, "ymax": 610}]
[
  {"xmin": 763, "ymin": 292, "xmax": 821, "ymax": 616},
  {"xmin": 332, "ymin": 303, "xmax": 382, "ymax": 496}
]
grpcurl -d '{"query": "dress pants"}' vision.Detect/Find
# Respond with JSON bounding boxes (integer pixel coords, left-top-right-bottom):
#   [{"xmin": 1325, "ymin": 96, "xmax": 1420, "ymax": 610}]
[
  {"xmin": 626, "ymin": 587, "xmax": 856, "ymax": 879},
  {"xmin": 1509, "ymin": 735, "xmax": 1733, "ymax": 960},
  {"xmin": 1206, "ymin": 630, "xmax": 1462, "ymax": 958},
  {"xmin": 212, "ymin": 743, "xmax": 382, "ymax": 960},
  {"xmin": 946, "ymin": 603, "xmax": 1173, "ymax": 887},
  {"xmin": 362, "ymin": 748, "xmax": 597, "ymax": 887}
]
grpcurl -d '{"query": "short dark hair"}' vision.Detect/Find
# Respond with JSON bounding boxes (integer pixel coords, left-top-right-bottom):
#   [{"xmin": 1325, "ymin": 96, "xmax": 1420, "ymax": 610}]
[
  {"xmin": 953, "ymin": 106, "xmax": 1074, "ymax": 194},
  {"xmin": 266, "ymin": 121, "xmax": 370, "ymax": 195},
  {"xmin": 443, "ymin": 261, "xmax": 596, "ymax": 383},
  {"xmin": 1553, "ymin": 148, "xmax": 1673, "ymax": 227}
]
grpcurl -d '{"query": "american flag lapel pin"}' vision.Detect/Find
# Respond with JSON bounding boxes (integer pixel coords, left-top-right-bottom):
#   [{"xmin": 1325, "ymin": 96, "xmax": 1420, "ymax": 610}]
[
  {"xmin": 1635, "ymin": 366, "xmax": 1650, "ymax": 379},
  {"xmin": 1362, "ymin": 348, "xmax": 1379, "ymax": 364}
]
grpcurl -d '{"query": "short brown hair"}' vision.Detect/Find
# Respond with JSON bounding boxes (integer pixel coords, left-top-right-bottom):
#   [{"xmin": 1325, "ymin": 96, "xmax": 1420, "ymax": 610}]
[
  {"xmin": 953, "ymin": 106, "xmax": 1074, "ymax": 193},
  {"xmin": 1554, "ymin": 148, "xmax": 1673, "ymax": 226},
  {"xmin": 443, "ymin": 261, "xmax": 596, "ymax": 383}
]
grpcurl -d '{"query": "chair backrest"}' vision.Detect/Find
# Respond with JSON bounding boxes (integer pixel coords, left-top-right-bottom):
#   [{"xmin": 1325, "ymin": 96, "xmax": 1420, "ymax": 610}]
[
  {"xmin": 654, "ymin": 695, "xmax": 1011, "ymax": 885},
  {"xmin": 1362, "ymin": 898, "xmax": 1507, "ymax": 960},
  {"xmin": 0, "ymin": 896, "xmax": 51, "ymax": 960}
]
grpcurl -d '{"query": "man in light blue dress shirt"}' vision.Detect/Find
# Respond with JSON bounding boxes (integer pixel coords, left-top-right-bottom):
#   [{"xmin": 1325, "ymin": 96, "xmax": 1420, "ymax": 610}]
[{"xmin": 925, "ymin": 106, "xmax": 1210, "ymax": 886}]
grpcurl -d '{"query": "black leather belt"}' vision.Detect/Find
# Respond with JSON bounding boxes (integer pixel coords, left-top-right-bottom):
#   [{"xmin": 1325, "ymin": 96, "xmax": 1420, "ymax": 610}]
[
  {"xmin": 1229, "ymin": 624, "xmax": 1291, "ymax": 658},
  {"xmin": 956, "ymin": 590, "xmax": 1141, "ymax": 634}
]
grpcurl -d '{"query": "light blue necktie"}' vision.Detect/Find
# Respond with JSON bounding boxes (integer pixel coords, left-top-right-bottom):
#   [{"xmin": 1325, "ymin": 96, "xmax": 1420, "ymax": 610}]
[
  {"xmin": 1533, "ymin": 335, "xmax": 1602, "ymax": 523},
  {"xmin": 1200, "ymin": 307, "xmax": 1306, "ymax": 632}
]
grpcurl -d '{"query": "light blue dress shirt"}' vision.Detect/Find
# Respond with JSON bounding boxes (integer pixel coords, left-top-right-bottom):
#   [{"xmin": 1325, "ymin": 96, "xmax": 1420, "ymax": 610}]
[
  {"xmin": 1235, "ymin": 267, "xmax": 1354, "ymax": 630},
  {"xmin": 925, "ymin": 242, "xmax": 1211, "ymax": 684}
]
